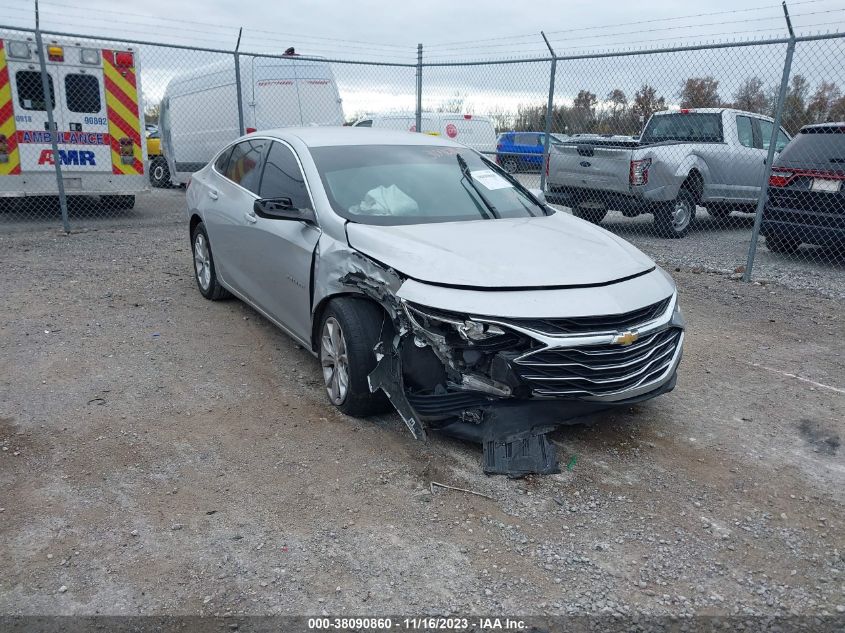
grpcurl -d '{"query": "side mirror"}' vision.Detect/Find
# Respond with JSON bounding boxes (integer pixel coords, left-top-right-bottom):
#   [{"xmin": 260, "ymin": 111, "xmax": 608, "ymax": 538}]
[
  {"xmin": 528, "ymin": 188, "xmax": 546, "ymax": 205},
  {"xmin": 253, "ymin": 197, "xmax": 316, "ymax": 224}
]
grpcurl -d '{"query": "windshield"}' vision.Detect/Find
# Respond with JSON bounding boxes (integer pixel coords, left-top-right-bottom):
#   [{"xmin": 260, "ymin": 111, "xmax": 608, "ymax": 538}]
[
  {"xmin": 310, "ymin": 144, "xmax": 549, "ymax": 225},
  {"xmin": 641, "ymin": 113, "xmax": 723, "ymax": 144}
]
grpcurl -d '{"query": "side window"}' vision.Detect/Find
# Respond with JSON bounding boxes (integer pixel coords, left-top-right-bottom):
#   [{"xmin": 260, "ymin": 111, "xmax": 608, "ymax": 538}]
[
  {"xmin": 214, "ymin": 146, "xmax": 233, "ymax": 173},
  {"xmin": 16, "ymin": 70, "xmax": 54, "ymax": 111},
  {"xmin": 736, "ymin": 116, "xmax": 754, "ymax": 148},
  {"xmin": 776, "ymin": 128, "xmax": 790, "ymax": 152},
  {"xmin": 65, "ymin": 74, "xmax": 101, "ymax": 113},
  {"xmin": 355, "ymin": 119, "xmax": 373, "ymax": 127},
  {"xmin": 259, "ymin": 142, "xmax": 311, "ymax": 209},
  {"xmin": 758, "ymin": 119, "xmax": 791, "ymax": 152},
  {"xmin": 225, "ymin": 139, "xmax": 266, "ymax": 193}
]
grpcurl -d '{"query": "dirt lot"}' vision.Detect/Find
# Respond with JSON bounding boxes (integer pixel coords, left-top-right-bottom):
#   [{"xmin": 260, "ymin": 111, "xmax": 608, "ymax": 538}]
[{"xmin": 1, "ymin": 221, "xmax": 843, "ymax": 618}]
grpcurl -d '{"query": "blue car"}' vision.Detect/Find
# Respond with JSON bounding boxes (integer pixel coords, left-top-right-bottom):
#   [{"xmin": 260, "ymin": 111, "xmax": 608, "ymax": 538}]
[{"xmin": 496, "ymin": 132, "xmax": 566, "ymax": 173}]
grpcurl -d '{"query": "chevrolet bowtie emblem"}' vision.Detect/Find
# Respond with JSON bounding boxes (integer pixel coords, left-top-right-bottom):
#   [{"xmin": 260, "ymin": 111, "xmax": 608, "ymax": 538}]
[{"xmin": 612, "ymin": 330, "xmax": 639, "ymax": 346}]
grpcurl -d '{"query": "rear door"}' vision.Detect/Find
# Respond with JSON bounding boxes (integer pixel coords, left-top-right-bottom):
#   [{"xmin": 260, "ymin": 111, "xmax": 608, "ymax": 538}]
[
  {"xmin": 57, "ymin": 62, "xmax": 109, "ymax": 176},
  {"xmin": 8, "ymin": 62, "xmax": 62, "ymax": 172},
  {"xmin": 203, "ymin": 138, "xmax": 268, "ymax": 299}
]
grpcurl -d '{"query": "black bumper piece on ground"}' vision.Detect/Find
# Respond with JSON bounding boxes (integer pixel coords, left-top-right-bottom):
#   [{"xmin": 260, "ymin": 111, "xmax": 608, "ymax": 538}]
[{"xmin": 427, "ymin": 372, "xmax": 678, "ymax": 476}]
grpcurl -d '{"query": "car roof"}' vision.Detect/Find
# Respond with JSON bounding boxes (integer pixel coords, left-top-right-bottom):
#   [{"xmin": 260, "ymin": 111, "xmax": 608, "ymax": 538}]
[{"xmin": 255, "ymin": 126, "xmax": 469, "ymax": 148}]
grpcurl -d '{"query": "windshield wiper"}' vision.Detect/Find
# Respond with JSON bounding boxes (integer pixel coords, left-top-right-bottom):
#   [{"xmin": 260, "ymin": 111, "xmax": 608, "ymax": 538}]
[{"xmin": 457, "ymin": 153, "xmax": 499, "ymax": 219}]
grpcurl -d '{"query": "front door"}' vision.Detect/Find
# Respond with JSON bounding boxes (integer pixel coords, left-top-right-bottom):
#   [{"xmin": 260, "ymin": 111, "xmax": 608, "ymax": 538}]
[{"xmin": 239, "ymin": 140, "xmax": 320, "ymax": 342}]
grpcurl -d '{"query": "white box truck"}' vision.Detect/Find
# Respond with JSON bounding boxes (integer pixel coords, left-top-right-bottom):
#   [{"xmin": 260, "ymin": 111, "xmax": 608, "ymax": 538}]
[
  {"xmin": 0, "ymin": 37, "xmax": 147, "ymax": 208},
  {"xmin": 160, "ymin": 53, "xmax": 344, "ymax": 186},
  {"xmin": 353, "ymin": 112, "xmax": 498, "ymax": 155}
]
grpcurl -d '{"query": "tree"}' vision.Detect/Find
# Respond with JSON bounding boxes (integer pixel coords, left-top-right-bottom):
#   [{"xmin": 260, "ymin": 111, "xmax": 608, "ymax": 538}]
[
  {"xmin": 570, "ymin": 89, "xmax": 598, "ymax": 133},
  {"xmin": 782, "ymin": 74, "xmax": 810, "ymax": 134},
  {"xmin": 733, "ymin": 77, "xmax": 770, "ymax": 114},
  {"xmin": 806, "ymin": 81, "xmax": 841, "ymax": 123},
  {"xmin": 829, "ymin": 95, "xmax": 845, "ymax": 122},
  {"xmin": 487, "ymin": 106, "xmax": 514, "ymax": 134},
  {"xmin": 143, "ymin": 101, "xmax": 160, "ymax": 125},
  {"xmin": 631, "ymin": 84, "xmax": 666, "ymax": 126},
  {"xmin": 601, "ymin": 89, "xmax": 628, "ymax": 134},
  {"xmin": 512, "ymin": 103, "xmax": 547, "ymax": 132},
  {"xmin": 679, "ymin": 77, "xmax": 721, "ymax": 108}
]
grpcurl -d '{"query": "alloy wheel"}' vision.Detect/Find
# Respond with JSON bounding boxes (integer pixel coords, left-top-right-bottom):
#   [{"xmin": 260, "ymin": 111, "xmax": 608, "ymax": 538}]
[
  {"xmin": 194, "ymin": 233, "xmax": 211, "ymax": 291},
  {"xmin": 321, "ymin": 317, "xmax": 350, "ymax": 405}
]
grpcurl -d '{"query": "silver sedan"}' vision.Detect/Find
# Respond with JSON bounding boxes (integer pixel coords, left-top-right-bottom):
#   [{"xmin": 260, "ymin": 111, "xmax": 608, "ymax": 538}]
[{"xmin": 186, "ymin": 127, "xmax": 684, "ymax": 475}]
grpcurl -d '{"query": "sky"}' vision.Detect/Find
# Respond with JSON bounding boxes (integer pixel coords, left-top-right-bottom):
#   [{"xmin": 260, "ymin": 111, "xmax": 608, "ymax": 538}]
[{"xmin": 2, "ymin": 0, "xmax": 844, "ymax": 120}]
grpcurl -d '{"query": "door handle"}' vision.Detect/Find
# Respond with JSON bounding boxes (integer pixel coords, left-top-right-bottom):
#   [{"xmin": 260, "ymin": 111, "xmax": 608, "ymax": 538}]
[
  {"xmin": 244, "ymin": 212, "xmax": 257, "ymax": 224},
  {"xmin": 208, "ymin": 190, "xmax": 218, "ymax": 200}
]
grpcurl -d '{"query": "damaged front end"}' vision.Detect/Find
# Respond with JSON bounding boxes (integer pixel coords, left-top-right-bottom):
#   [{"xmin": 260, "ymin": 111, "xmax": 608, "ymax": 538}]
[{"xmin": 332, "ymin": 251, "xmax": 684, "ymax": 477}]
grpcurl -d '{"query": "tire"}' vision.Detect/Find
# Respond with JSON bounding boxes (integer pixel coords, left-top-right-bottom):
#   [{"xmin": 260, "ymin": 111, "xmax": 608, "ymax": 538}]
[
  {"xmin": 501, "ymin": 157, "xmax": 519, "ymax": 173},
  {"xmin": 319, "ymin": 298, "xmax": 391, "ymax": 417},
  {"xmin": 765, "ymin": 234, "xmax": 801, "ymax": 254},
  {"xmin": 654, "ymin": 189, "xmax": 696, "ymax": 238},
  {"xmin": 191, "ymin": 222, "xmax": 230, "ymax": 300},
  {"xmin": 572, "ymin": 206, "xmax": 607, "ymax": 224},
  {"xmin": 149, "ymin": 157, "xmax": 170, "ymax": 188},
  {"xmin": 101, "ymin": 195, "xmax": 135, "ymax": 210}
]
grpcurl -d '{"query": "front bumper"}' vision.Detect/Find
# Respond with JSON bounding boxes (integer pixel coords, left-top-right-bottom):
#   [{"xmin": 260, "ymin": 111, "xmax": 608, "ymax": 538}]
[{"xmin": 395, "ymin": 291, "xmax": 685, "ymax": 476}]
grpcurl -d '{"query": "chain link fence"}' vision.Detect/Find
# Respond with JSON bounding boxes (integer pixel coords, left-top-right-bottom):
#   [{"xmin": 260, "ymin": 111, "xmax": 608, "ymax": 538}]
[{"xmin": 0, "ymin": 23, "xmax": 843, "ymax": 292}]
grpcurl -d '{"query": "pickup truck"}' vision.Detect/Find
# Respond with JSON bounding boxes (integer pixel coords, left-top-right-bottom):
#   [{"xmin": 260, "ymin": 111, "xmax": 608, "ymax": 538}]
[{"xmin": 545, "ymin": 108, "xmax": 791, "ymax": 237}]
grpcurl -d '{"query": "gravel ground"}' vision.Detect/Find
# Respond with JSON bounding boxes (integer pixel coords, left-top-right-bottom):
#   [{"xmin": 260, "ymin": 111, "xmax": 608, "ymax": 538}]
[{"xmin": 0, "ymin": 220, "xmax": 843, "ymax": 618}]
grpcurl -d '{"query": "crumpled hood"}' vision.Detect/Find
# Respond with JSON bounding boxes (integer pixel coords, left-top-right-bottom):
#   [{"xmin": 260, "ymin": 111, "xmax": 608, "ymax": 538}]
[{"xmin": 345, "ymin": 212, "xmax": 655, "ymax": 289}]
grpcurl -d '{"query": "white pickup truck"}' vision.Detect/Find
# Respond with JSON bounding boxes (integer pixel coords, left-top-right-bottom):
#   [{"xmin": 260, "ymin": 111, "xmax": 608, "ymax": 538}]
[{"xmin": 545, "ymin": 108, "xmax": 791, "ymax": 237}]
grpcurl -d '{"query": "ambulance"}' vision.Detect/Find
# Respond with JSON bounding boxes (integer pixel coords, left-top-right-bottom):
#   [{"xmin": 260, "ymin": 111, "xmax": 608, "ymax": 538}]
[{"xmin": 0, "ymin": 37, "xmax": 147, "ymax": 208}]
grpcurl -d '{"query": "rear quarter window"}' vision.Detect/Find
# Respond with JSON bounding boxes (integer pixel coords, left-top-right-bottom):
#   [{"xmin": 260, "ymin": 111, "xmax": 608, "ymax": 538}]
[{"xmin": 778, "ymin": 129, "xmax": 845, "ymax": 169}]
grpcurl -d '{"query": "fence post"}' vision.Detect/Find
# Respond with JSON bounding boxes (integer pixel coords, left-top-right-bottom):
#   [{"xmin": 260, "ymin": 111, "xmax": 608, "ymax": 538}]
[
  {"xmin": 744, "ymin": 2, "xmax": 795, "ymax": 282},
  {"xmin": 539, "ymin": 32, "xmax": 556, "ymax": 193},
  {"xmin": 34, "ymin": 1, "xmax": 69, "ymax": 232},
  {"xmin": 234, "ymin": 27, "xmax": 245, "ymax": 136},
  {"xmin": 415, "ymin": 43, "xmax": 423, "ymax": 133}
]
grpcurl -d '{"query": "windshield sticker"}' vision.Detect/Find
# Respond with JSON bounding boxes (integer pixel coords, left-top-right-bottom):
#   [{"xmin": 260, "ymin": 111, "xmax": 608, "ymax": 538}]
[{"xmin": 470, "ymin": 169, "xmax": 512, "ymax": 190}]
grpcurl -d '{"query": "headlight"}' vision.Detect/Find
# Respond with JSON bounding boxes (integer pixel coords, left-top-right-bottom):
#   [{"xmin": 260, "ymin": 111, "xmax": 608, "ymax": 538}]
[
  {"xmin": 670, "ymin": 294, "xmax": 685, "ymax": 328},
  {"xmin": 403, "ymin": 302, "xmax": 505, "ymax": 343}
]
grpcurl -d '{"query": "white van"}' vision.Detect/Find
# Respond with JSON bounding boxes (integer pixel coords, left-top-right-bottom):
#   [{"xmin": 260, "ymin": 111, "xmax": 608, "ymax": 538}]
[
  {"xmin": 353, "ymin": 112, "xmax": 497, "ymax": 155},
  {"xmin": 160, "ymin": 54, "xmax": 344, "ymax": 186}
]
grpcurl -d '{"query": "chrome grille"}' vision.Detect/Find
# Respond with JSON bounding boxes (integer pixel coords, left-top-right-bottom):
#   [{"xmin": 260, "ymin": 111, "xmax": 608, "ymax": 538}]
[
  {"xmin": 512, "ymin": 328, "xmax": 682, "ymax": 397},
  {"xmin": 504, "ymin": 297, "xmax": 671, "ymax": 336}
]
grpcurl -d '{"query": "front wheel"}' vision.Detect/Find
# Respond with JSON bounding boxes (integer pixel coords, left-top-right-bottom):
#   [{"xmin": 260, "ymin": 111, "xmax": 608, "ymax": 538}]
[
  {"xmin": 319, "ymin": 298, "xmax": 391, "ymax": 417},
  {"xmin": 654, "ymin": 189, "xmax": 696, "ymax": 238}
]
